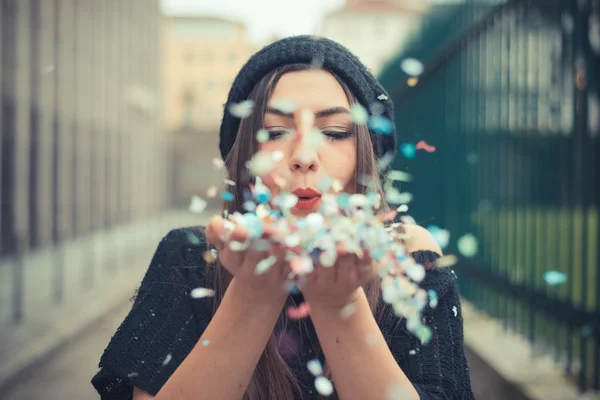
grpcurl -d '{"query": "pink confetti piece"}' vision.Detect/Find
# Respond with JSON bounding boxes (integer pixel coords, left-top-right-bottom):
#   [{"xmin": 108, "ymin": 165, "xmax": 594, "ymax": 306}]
[
  {"xmin": 287, "ymin": 302, "xmax": 310, "ymax": 320},
  {"xmin": 416, "ymin": 140, "xmax": 436, "ymax": 153}
]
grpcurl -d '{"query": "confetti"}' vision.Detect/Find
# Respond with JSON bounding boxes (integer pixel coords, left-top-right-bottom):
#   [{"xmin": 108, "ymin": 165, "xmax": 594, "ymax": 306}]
[
  {"xmin": 452, "ymin": 306, "xmax": 458, "ymax": 317},
  {"xmin": 314, "ymin": 376, "xmax": 334, "ymax": 396},
  {"xmin": 224, "ymin": 179, "xmax": 235, "ymax": 186},
  {"xmin": 350, "ymin": 104, "xmax": 369, "ymax": 125},
  {"xmin": 428, "ymin": 289, "xmax": 438, "ymax": 308},
  {"xmin": 416, "ymin": 140, "xmax": 436, "ymax": 153},
  {"xmin": 377, "ymin": 94, "xmax": 389, "ymax": 101},
  {"xmin": 162, "ymin": 353, "xmax": 172, "ymax": 366},
  {"xmin": 368, "ymin": 116, "xmax": 394, "ymax": 135},
  {"xmin": 396, "ymin": 204, "xmax": 409, "ymax": 212},
  {"xmin": 287, "ymin": 303, "xmax": 311, "ymax": 320},
  {"xmin": 206, "ymin": 186, "xmax": 218, "ymax": 198},
  {"xmin": 387, "ymin": 170, "xmax": 413, "ymax": 182},
  {"xmin": 339, "ymin": 303, "xmax": 357, "ymax": 319},
  {"xmin": 408, "ymin": 349, "xmax": 417, "ymax": 356},
  {"xmin": 307, "ymin": 359, "xmax": 323, "ymax": 376},
  {"xmin": 202, "ymin": 339, "xmax": 210, "ymax": 346},
  {"xmin": 203, "ymin": 250, "xmax": 217, "ymax": 263},
  {"xmin": 189, "ymin": 196, "xmax": 207, "ymax": 213},
  {"xmin": 407, "ymin": 77, "xmax": 419, "ymax": 87},
  {"xmin": 256, "ymin": 128, "xmax": 270, "ymax": 143},
  {"xmin": 427, "ymin": 225, "xmax": 450, "ymax": 249},
  {"xmin": 212, "ymin": 157, "xmax": 225, "ymax": 169},
  {"xmin": 400, "ymin": 58, "xmax": 424, "ymax": 76},
  {"xmin": 222, "ymin": 191, "xmax": 235, "ymax": 202},
  {"xmin": 271, "ymin": 98, "xmax": 296, "ymax": 114},
  {"xmin": 435, "ymin": 255, "xmax": 458, "ymax": 268},
  {"xmin": 400, "ymin": 143, "xmax": 416, "ymax": 159},
  {"xmin": 255, "ymin": 255, "xmax": 277, "ymax": 275},
  {"xmin": 128, "ymin": 372, "xmax": 139, "ymax": 378},
  {"xmin": 457, "ymin": 234, "xmax": 478, "ymax": 257},
  {"xmin": 228, "ymin": 100, "xmax": 254, "ymax": 118},
  {"xmin": 544, "ymin": 270, "xmax": 567, "ymax": 286},
  {"xmin": 190, "ymin": 287, "xmax": 215, "ymax": 299}
]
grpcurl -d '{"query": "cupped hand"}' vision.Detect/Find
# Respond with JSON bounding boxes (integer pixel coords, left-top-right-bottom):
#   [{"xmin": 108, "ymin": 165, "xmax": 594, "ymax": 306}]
[
  {"xmin": 299, "ymin": 246, "xmax": 378, "ymax": 311},
  {"xmin": 205, "ymin": 215, "xmax": 291, "ymax": 304}
]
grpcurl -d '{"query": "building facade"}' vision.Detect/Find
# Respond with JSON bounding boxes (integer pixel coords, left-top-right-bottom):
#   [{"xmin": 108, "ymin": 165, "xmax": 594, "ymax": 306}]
[
  {"xmin": 320, "ymin": 0, "xmax": 426, "ymax": 75},
  {"xmin": 162, "ymin": 15, "xmax": 255, "ymax": 207},
  {"xmin": 0, "ymin": 0, "xmax": 164, "ymax": 256}
]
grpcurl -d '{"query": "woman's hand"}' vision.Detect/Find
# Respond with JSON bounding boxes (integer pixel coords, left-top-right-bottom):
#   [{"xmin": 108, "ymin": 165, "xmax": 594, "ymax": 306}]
[
  {"xmin": 205, "ymin": 215, "xmax": 291, "ymax": 304},
  {"xmin": 299, "ymin": 246, "xmax": 378, "ymax": 312}
]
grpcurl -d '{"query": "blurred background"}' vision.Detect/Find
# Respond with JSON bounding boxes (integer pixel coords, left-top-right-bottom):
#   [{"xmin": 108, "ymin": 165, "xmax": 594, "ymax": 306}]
[{"xmin": 0, "ymin": 0, "xmax": 598, "ymax": 399}]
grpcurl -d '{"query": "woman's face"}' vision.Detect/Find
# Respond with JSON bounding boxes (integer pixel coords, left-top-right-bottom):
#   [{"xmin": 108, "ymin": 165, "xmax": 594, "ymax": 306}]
[{"xmin": 260, "ymin": 69, "xmax": 356, "ymax": 217}]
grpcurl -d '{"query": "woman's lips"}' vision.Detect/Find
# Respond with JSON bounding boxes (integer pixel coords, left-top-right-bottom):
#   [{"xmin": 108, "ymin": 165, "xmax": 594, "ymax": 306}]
[{"xmin": 295, "ymin": 196, "xmax": 321, "ymax": 211}]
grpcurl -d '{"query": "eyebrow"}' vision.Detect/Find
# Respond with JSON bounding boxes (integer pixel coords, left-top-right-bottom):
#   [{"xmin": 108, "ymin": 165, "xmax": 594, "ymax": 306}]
[{"xmin": 265, "ymin": 106, "xmax": 350, "ymax": 118}]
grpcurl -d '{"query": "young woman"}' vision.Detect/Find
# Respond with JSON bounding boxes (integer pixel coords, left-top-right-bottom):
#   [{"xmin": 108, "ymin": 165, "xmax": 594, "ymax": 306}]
[{"xmin": 92, "ymin": 36, "xmax": 474, "ymax": 400}]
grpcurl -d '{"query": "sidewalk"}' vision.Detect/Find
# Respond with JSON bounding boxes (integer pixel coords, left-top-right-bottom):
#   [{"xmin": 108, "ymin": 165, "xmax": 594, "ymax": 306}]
[{"xmin": 0, "ymin": 209, "xmax": 216, "ymax": 392}]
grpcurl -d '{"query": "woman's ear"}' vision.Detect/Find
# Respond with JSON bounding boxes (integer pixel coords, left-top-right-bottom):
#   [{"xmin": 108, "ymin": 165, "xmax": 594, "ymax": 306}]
[{"xmin": 402, "ymin": 224, "xmax": 443, "ymax": 256}]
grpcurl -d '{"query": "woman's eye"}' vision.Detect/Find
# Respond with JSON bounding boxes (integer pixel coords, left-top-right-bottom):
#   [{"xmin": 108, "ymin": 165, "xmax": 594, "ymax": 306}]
[
  {"xmin": 321, "ymin": 130, "xmax": 351, "ymax": 140},
  {"xmin": 267, "ymin": 130, "xmax": 288, "ymax": 140}
]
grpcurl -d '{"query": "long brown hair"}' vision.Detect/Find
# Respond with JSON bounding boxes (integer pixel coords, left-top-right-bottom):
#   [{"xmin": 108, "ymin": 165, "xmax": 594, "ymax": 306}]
[{"xmin": 204, "ymin": 64, "xmax": 390, "ymax": 400}]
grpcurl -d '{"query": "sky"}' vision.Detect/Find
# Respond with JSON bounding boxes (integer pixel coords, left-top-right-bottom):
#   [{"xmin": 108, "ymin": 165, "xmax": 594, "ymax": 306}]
[{"xmin": 161, "ymin": 0, "xmax": 347, "ymax": 46}]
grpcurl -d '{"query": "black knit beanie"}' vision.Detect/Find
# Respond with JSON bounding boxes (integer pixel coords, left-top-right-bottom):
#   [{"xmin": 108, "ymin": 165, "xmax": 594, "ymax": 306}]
[{"xmin": 219, "ymin": 35, "xmax": 396, "ymax": 164}]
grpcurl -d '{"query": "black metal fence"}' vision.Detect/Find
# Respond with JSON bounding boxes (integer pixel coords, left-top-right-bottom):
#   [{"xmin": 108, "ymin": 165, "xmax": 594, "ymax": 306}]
[{"xmin": 379, "ymin": 0, "xmax": 599, "ymax": 392}]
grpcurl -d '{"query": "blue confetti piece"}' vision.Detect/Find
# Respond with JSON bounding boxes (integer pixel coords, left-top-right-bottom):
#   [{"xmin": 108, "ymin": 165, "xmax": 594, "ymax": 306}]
[
  {"xmin": 222, "ymin": 191, "xmax": 234, "ymax": 201},
  {"xmin": 544, "ymin": 270, "xmax": 567, "ymax": 286},
  {"xmin": 368, "ymin": 116, "xmax": 394, "ymax": 135},
  {"xmin": 400, "ymin": 143, "xmax": 416, "ymax": 159},
  {"xmin": 242, "ymin": 213, "xmax": 264, "ymax": 238},
  {"xmin": 337, "ymin": 193, "xmax": 350, "ymax": 208},
  {"xmin": 202, "ymin": 339, "xmax": 210, "ymax": 346},
  {"xmin": 256, "ymin": 192, "xmax": 270, "ymax": 204}
]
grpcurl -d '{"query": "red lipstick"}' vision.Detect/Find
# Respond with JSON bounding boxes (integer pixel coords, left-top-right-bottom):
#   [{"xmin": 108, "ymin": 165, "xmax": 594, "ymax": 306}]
[{"xmin": 292, "ymin": 188, "xmax": 322, "ymax": 211}]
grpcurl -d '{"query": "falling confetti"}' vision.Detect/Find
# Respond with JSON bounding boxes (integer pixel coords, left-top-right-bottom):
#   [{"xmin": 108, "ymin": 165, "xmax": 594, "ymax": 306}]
[
  {"xmin": 428, "ymin": 289, "xmax": 438, "ymax": 308},
  {"xmin": 400, "ymin": 58, "xmax": 424, "ymax": 76},
  {"xmin": 222, "ymin": 192, "xmax": 235, "ymax": 202},
  {"xmin": 387, "ymin": 170, "xmax": 413, "ymax": 182},
  {"xmin": 162, "ymin": 353, "xmax": 172, "ymax": 366},
  {"xmin": 212, "ymin": 157, "xmax": 225, "ymax": 170},
  {"xmin": 377, "ymin": 94, "xmax": 389, "ymax": 101},
  {"xmin": 416, "ymin": 140, "xmax": 436, "ymax": 153},
  {"xmin": 271, "ymin": 98, "xmax": 296, "ymax": 114},
  {"xmin": 128, "ymin": 372, "xmax": 139, "ymax": 378},
  {"xmin": 350, "ymin": 104, "xmax": 369, "ymax": 125},
  {"xmin": 287, "ymin": 303, "xmax": 311, "ymax": 320},
  {"xmin": 457, "ymin": 234, "xmax": 478, "ymax": 257},
  {"xmin": 396, "ymin": 204, "xmax": 409, "ymax": 213},
  {"xmin": 314, "ymin": 376, "xmax": 334, "ymax": 396},
  {"xmin": 256, "ymin": 128, "xmax": 270, "ymax": 143},
  {"xmin": 224, "ymin": 179, "xmax": 235, "ymax": 186},
  {"xmin": 368, "ymin": 116, "xmax": 394, "ymax": 135},
  {"xmin": 202, "ymin": 339, "xmax": 210, "ymax": 346},
  {"xmin": 189, "ymin": 196, "xmax": 207, "ymax": 213},
  {"xmin": 452, "ymin": 306, "xmax": 458, "ymax": 317},
  {"xmin": 255, "ymin": 256, "xmax": 277, "ymax": 275},
  {"xmin": 435, "ymin": 255, "xmax": 458, "ymax": 268},
  {"xmin": 427, "ymin": 225, "xmax": 450, "ymax": 249},
  {"xmin": 339, "ymin": 303, "xmax": 357, "ymax": 319},
  {"xmin": 409, "ymin": 349, "xmax": 417, "ymax": 356},
  {"xmin": 400, "ymin": 143, "xmax": 417, "ymax": 160},
  {"xmin": 203, "ymin": 250, "xmax": 217, "ymax": 263},
  {"xmin": 407, "ymin": 77, "xmax": 419, "ymax": 87},
  {"xmin": 207, "ymin": 186, "xmax": 218, "ymax": 198},
  {"xmin": 228, "ymin": 100, "xmax": 254, "ymax": 118},
  {"xmin": 190, "ymin": 287, "xmax": 215, "ymax": 299},
  {"xmin": 544, "ymin": 270, "xmax": 567, "ymax": 286},
  {"xmin": 307, "ymin": 359, "xmax": 323, "ymax": 376}
]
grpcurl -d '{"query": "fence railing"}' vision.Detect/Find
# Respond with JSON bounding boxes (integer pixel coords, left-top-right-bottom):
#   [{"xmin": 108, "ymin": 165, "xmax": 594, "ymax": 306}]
[{"xmin": 379, "ymin": 0, "xmax": 599, "ymax": 392}]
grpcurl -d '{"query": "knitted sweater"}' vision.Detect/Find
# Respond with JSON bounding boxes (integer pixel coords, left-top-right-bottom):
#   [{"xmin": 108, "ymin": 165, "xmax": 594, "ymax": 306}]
[{"xmin": 91, "ymin": 226, "xmax": 475, "ymax": 399}]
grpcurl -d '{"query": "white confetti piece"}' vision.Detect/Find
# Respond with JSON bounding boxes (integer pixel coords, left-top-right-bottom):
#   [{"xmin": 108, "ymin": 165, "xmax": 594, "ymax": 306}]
[
  {"xmin": 190, "ymin": 287, "xmax": 215, "ymax": 299},
  {"xmin": 228, "ymin": 100, "xmax": 254, "ymax": 118},
  {"xmin": 307, "ymin": 359, "xmax": 323, "ymax": 376},
  {"xmin": 408, "ymin": 349, "xmax": 417, "ymax": 356},
  {"xmin": 206, "ymin": 186, "xmax": 218, "ymax": 198},
  {"xmin": 544, "ymin": 270, "xmax": 567, "ymax": 286},
  {"xmin": 314, "ymin": 376, "xmax": 334, "ymax": 396},
  {"xmin": 212, "ymin": 157, "xmax": 224, "ymax": 170},
  {"xmin": 387, "ymin": 170, "xmax": 413, "ymax": 182},
  {"xmin": 128, "ymin": 372, "xmax": 139, "ymax": 378},
  {"xmin": 401, "ymin": 58, "xmax": 424, "ymax": 76},
  {"xmin": 350, "ymin": 104, "xmax": 369, "ymax": 125},
  {"xmin": 189, "ymin": 196, "xmax": 207, "ymax": 213},
  {"xmin": 396, "ymin": 204, "xmax": 409, "ymax": 212},
  {"xmin": 339, "ymin": 303, "xmax": 357, "ymax": 319},
  {"xmin": 457, "ymin": 234, "xmax": 478, "ymax": 257},
  {"xmin": 452, "ymin": 306, "xmax": 458, "ymax": 317},
  {"xmin": 271, "ymin": 98, "xmax": 296, "ymax": 114},
  {"xmin": 256, "ymin": 128, "xmax": 270, "ymax": 143},
  {"xmin": 255, "ymin": 256, "xmax": 277, "ymax": 275},
  {"xmin": 162, "ymin": 353, "xmax": 172, "ymax": 366},
  {"xmin": 377, "ymin": 94, "xmax": 389, "ymax": 101},
  {"xmin": 224, "ymin": 179, "xmax": 235, "ymax": 186}
]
